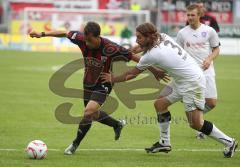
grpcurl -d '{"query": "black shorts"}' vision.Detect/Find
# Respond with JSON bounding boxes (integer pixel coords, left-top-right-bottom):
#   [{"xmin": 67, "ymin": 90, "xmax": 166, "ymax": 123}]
[{"xmin": 83, "ymin": 83, "xmax": 112, "ymax": 106}]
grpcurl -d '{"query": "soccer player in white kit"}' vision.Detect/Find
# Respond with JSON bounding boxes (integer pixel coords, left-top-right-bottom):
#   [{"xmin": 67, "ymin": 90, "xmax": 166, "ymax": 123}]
[
  {"xmin": 176, "ymin": 4, "xmax": 220, "ymax": 139},
  {"xmin": 101, "ymin": 22, "xmax": 238, "ymax": 158}
]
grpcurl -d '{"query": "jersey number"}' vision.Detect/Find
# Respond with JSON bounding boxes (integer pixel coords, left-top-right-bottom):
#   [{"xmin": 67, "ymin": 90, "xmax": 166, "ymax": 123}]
[{"xmin": 164, "ymin": 40, "xmax": 187, "ymax": 60}]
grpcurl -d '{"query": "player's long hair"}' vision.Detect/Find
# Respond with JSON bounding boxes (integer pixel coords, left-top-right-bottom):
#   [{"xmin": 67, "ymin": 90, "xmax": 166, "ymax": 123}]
[{"xmin": 136, "ymin": 22, "xmax": 164, "ymax": 53}]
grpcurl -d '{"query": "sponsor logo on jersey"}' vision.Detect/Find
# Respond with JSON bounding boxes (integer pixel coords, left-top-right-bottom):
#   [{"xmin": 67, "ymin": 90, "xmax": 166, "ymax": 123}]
[
  {"xmin": 101, "ymin": 56, "xmax": 108, "ymax": 63},
  {"xmin": 85, "ymin": 57, "xmax": 102, "ymax": 67},
  {"xmin": 71, "ymin": 33, "xmax": 77, "ymax": 39},
  {"xmin": 201, "ymin": 32, "xmax": 207, "ymax": 37}
]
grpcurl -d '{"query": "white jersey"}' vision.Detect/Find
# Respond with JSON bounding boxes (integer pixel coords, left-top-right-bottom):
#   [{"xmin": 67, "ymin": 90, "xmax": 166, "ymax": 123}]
[
  {"xmin": 176, "ymin": 24, "xmax": 220, "ymax": 76},
  {"xmin": 136, "ymin": 34, "xmax": 203, "ymax": 89}
]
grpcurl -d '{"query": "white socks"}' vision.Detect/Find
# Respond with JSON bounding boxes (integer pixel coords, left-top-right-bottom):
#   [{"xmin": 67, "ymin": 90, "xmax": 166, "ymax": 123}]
[
  {"xmin": 159, "ymin": 121, "xmax": 171, "ymax": 146},
  {"xmin": 209, "ymin": 124, "xmax": 233, "ymax": 146}
]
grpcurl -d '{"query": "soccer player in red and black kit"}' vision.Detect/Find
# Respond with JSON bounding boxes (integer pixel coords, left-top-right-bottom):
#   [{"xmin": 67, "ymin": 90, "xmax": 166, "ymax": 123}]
[{"xmin": 29, "ymin": 21, "xmax": 165, "ymax": 155}]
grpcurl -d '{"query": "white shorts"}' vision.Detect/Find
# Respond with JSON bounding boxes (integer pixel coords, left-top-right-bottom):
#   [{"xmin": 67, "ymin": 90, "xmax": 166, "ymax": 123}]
[
  {"xmin": 205, "ymin": 75, "xmax": 217, "ymax": 99},
  {"xmin": 160, "ymin": 76, "xmax": 206, "ymax": 112}
]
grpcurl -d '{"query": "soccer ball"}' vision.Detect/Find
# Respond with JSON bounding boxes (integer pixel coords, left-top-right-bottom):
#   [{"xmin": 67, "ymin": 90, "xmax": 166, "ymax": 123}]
[{"xmin": 26, "ymin": 140, "xmax": 48, "ymax": 159}]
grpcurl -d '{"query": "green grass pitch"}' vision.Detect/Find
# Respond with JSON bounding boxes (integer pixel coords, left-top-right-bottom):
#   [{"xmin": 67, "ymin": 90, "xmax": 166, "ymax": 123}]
[{"xmin": 0, "ymin": 50, "xmax": 239, "ymax": 167}]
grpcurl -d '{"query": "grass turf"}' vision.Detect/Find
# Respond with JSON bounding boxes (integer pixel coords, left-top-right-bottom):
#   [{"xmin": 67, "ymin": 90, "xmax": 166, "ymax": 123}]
[{"xmin": 0, "ymin": 50, "xmax": 239, "ymax": 167}]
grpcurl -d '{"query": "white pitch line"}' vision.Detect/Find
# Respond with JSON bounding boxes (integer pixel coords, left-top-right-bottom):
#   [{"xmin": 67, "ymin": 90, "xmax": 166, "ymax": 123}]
[{"xmin": 0, "ymin": 148, "xmax": 239, "ymax": 152}]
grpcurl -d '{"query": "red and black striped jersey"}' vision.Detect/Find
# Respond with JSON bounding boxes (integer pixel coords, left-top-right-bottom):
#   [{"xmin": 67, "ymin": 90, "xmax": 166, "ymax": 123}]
[{"xmin": 67, "ymin": 31, "xmax": 132, "ymax": 87}]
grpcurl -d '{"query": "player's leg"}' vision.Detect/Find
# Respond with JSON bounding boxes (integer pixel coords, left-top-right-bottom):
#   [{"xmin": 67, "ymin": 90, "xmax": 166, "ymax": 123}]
[
  {"xmin": 204, "ymin": 75, "xmax": 218, "ymax": 113},
  {"xmin": 80, "ymin": 84, "xmax": 124, "ymax": 141},
  {"xmin": 97, "ymin": 110, "xmax": 125, "ymax": 140},
  {"xmin": 145, "ymin": 83, "xmax": 180, "ymax": 153},
  {"xmin": 92, "ymin": 83, "xmax": 125, "ymax": 140},
  {"xmin": 155, "ymin": 97, "xmax": 172, "ymax": 145},
  {"xmin": 156, "ymin": 83, "xmax": 174, "ymax": 144},
  {"xmin": 184, "ymin": 80, "xmax": 238, "ymax": 158},
  {"xmin": 186, "ymin": 109, "xmax": 238, "ymax": 158},
  {"xmin": 64, "ymin": 100, "xmax": 101, "ymax": 155},
  {"xmin": 75, "ymin": 100, "xmax": 100, "ymax": 144},
  {"xmin": 196, "ymin": 98, "xmax": 217, "ymax": 139},
  {"xmin": 145, "ymin": 97, "xmax": 173, "ymax": 153},
  {"xmin": 64, "ymin": 86, "xmax": 102, "ymax": 155},
  {"xmin": 205, "ymin": 98, "xmax": 217, "ymax": 112},
  {"xmin": 196, "ymin": 76, "xmax": 217, "ymax": 139},
  {"xmin": 65, "ymin": 84, "xmax": 124, "ymax": 155}
]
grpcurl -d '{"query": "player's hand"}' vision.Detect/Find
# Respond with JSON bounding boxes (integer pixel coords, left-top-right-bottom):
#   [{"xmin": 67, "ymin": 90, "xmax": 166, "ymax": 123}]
[
  {"xmin": 150, "ymin": 67, "xmax": 170, "ymax": 82},
  {"xmin": 155, "ymin": 70, "xmax": 170, "ymax": 82},
  {"xmin": 162, "ymin": 73, "xmax": 171, "ymax": 83},
  {"xmin": 101, "ymin": 72, "xmax": 113, "ymax": 83},
  {"xmin": 202, "ymin": 57, "xmax": 212, "ymax": 70},
  {"xmin": 29, "ymin": 31, "xmax": 42, "ymax": 38}
]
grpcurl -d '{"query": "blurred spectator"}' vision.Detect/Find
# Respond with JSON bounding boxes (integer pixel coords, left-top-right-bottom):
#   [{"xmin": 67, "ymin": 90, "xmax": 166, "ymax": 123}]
[
  {"xmin": 109, "ymin": 24, "xmax": 116, "ymax": 35},
  {"xmin": 130, "ymin": 1, "xmax": 141, "ymax": 11},
  {"xmin": 102, "ymin": 23, "xmax": 111, "ymax": 35},
  {"xmin": 107, "ymin": 0, "xmax": 121, "ymax": 9},
  {"xmin": 120, "ymin": 25, "xmax": 132, "ymax": 46},
  {"xmin": 186, "ymin": 2, "xmax": 220, "ymax": 33},
  {"xmin": 130, "ymin": 1, "xmax": 141, "ymax": 26},
  {"xmin": 102, "ymin": 23, "xmax": 116, "ymax": 36},
  {"xmin": 162, "ymin": 0, "xmax": 175, "ymax": 11}
]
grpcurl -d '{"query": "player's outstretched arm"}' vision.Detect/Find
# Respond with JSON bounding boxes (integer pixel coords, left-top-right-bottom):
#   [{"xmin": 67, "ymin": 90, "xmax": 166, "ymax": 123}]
[
  {"xmin": 101, "ymin": 67, "xmax": 143, "ymax": 83},
  {"xmin": 131, "ymin": 54, "xmax": 169, "ymax": 82},
  {"xmin": 29, "ymin": 31, "xmax": 68, "ymax": 38},
  {"xmin": 148, "ymin": 67, "xmax": 170, "ymax": 82}
]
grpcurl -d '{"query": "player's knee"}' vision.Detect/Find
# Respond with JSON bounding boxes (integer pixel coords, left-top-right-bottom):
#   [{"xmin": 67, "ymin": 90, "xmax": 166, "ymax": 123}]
[
  {"xmin": 206, "ymin": 101, "xmax": 217, "ymax": 109},
  {"xmin": 80, "ymin": 111, "xmax": 95, "ymax": 125},
  {"xmin": 84, "ymin": 108, "xmax": 97, "ymax": 119},
  {"xmin": 154, "ymin": 99, "xmax": 165, "ymax": 112},
  {"xmin": 154, "ymin": 100, "xmax": 159, "ymax": 110},
  {"xmin": 84, "ymin": 108, "xmax": 91, "ymax": 114},
  {"xmin": 206, "ymin": 99, "xmax": 217, "ymax": 109}
]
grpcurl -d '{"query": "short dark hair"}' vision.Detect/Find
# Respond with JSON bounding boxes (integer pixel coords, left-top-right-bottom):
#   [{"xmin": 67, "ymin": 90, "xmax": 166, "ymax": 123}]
[{"xmin": 84, "ymin": 21, "xmax": 101, "ymax": 37}]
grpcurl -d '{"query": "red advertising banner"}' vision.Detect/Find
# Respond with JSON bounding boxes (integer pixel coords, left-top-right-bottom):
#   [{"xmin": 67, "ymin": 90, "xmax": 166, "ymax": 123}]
[
  {"xmin": 160, "ymin": 0, "xmax": 233, "ymax": 24},
  {"xmin": 10, "ymin": 3, "xmax": 53, "ymax": 12},
  {"xmin": 161, "ymin": 11, "xmax": 187, "ymax": 23},
  {"xmin": 161, "ymin": 11, "xmax": 233, "ymax": 24},
  {"xmin": 206, "ymin": 12, "xmax": 233, "ymax": 24},
  {"xmin": 98, "ymin": 0, "xmax": 129, "ymax": 9}
]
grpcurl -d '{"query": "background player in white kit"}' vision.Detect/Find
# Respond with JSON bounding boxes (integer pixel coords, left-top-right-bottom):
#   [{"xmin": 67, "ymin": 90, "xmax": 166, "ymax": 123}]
[
  {"xmin": 176, "ymin": 4, "xmax": 220, "ymax": 139},
  {"xmin": 101, "ymin": 22, "xmax": 238, "ymax": 158}
]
